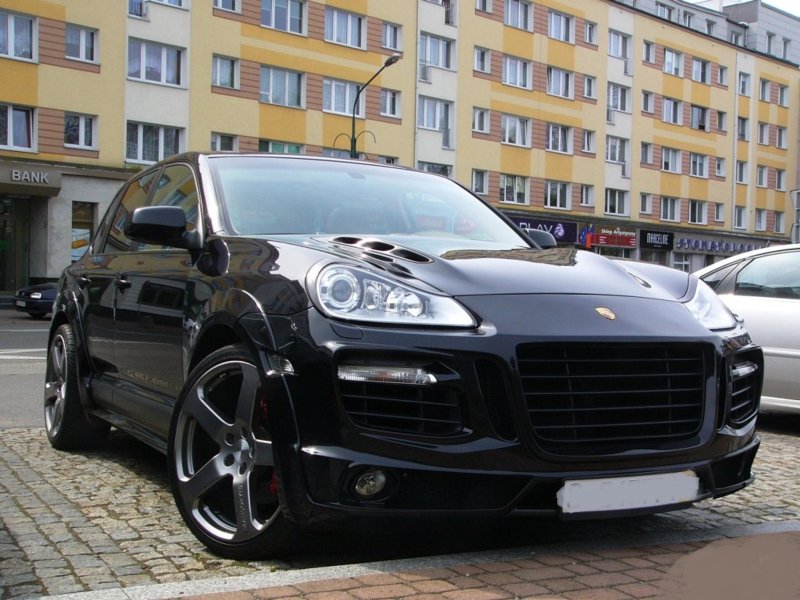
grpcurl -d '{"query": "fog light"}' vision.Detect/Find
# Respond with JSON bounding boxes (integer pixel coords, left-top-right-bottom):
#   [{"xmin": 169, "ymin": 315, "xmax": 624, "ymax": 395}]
[
  {"xmin": 354, "ymin": 469, "xmax": 387, "ymax": 498},
  {"xmin": 338, "ymin": 365, "xmax": 436, "ymax": 385}
]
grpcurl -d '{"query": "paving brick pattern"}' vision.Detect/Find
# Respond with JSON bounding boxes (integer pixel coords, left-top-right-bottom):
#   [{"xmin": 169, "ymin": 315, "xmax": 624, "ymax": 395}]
[{"xmin": 1, "ymin": 418, "xmax": 799, "ymax": 599}]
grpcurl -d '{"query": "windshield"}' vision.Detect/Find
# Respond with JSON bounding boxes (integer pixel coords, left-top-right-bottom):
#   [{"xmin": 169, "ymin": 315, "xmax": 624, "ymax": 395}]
[{"xmin": 207, "ymin": 156, "xmax": 529, "ymax": 249}]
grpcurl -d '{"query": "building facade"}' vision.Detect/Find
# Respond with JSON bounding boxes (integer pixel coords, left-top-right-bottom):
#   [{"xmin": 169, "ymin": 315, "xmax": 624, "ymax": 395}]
[{"xmin": 0, "ymin": 0, "xmax": 797, "ymax": 293}]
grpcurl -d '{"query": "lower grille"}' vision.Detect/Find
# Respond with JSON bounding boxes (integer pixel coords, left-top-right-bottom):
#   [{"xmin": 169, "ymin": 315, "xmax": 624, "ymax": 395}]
[
  {"xmin": 727, "ymin": 352, "xmax": 761, "ymax": 425},
  {"xmin": 518, "ymin": 343, "xmax": 708, "ymax": 455},
  {"xmin": 340, "ymin": 380, "xmax": 463, "ymax": 436}
]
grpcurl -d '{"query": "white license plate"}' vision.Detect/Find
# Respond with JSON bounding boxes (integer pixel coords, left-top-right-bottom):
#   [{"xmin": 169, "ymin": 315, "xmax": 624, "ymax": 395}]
[
  {"xmin": 557, "ymin": 470, "xmax": 699, "ymax": 514},
  {"xmin": 15, "ymin": 300, "xmax": 26, "ymax": 307}
]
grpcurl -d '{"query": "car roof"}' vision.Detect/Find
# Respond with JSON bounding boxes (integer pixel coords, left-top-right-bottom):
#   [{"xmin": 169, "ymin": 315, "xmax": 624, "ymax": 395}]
[{"xmin": 695, "ymin": 243, "xmax": 800, "ymax": 276}]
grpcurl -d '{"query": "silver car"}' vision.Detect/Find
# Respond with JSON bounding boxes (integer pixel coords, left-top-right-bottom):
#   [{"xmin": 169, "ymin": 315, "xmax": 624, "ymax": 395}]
[{"xmin": 696, "ymin": 244, "xmax": 800, "ymax": 414}]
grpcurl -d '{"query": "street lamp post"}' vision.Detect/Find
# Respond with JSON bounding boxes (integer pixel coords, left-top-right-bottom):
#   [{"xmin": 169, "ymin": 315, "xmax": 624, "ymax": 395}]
[{"xmin": 349, "ymin": 53, "xmax": 401, "ymax": 159}]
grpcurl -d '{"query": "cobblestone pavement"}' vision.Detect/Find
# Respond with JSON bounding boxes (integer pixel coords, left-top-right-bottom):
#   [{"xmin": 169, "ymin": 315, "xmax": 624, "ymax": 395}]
[{"xmin": 1, "ymin": 415, "xmax": 799, "ymax": 599}]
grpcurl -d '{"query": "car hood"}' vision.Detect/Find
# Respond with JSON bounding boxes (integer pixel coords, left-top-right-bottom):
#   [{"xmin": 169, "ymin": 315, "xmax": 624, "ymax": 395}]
[{"xmin": 281, "ymin": 236, "xmax": 686, "ymax": 302}]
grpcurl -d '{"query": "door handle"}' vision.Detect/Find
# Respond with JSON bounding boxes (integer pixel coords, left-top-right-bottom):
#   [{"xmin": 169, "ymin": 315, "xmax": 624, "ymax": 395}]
[{"xmin": 115, "ymin": 275, "xmax": 132, "ymax": 290}]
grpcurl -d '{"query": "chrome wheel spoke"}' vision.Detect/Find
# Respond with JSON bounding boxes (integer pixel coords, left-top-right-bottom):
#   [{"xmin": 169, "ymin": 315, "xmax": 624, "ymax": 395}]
[
  {"xmin": 234, "ymin": 364, "xmax": 260, "ymax": 425},
  {"xmin": 182, "ymin": 385, "xmax": 229, "ymax": 444},
  {"xmin": 231, "ymin": 475, "xmax": 263, "ymax": 541},
  {"xmin": 179, "ymin": 454, "xmax": 227, "ymax": 505}
]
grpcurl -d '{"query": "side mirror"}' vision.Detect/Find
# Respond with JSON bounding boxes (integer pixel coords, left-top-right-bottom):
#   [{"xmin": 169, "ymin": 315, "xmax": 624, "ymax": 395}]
[
  {"xmin": 527, "ymin": 228, "xmax": 557, "ymax": 249},
  {"xmin": 126, "ymin": 206, "xmax": 201, "ymax": 250}
]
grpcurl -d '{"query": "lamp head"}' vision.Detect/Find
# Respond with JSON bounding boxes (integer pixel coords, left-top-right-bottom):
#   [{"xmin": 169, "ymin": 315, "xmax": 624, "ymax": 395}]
[{"xmin": 384, "ymin": 53, "xmax": 401, "ymax": 67}]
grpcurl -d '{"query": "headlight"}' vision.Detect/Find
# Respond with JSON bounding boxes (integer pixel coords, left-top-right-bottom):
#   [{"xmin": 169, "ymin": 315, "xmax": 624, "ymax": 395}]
[
  {"xmin": 30, "ymin": 292, "xmax": 42, "ymax": 299},
  {"xmin": 312, "ymin": 264, "xmax": 476, "ymax": 327},
  {"xmin": 683, "ymin": 279, "xmax": 737, "ymax": 330}
]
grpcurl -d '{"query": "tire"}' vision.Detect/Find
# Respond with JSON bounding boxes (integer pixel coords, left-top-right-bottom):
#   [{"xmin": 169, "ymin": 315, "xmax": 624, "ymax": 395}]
[
  {"xmin": 44, "ymin": 324, "xmax": 109, "ymax": 450},
  {"xmin": 168, "ymin": 344, "xmax": 299, "ymax": 559}
]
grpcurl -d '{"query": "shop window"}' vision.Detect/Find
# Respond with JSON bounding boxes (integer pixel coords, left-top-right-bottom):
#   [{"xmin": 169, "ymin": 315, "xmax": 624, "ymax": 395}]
[{"xmin": 71, "ymin": 202, "xmax": 94, "ymax": 261}]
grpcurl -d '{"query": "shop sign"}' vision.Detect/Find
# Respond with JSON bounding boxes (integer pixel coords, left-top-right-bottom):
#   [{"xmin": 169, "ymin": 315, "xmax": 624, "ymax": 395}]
[
  {"xmin": 593, "ymin": 225, "xmax": 637, "ymax": 248},
  {"xmin": 675, "ymin": 236, "xmax": 768, "ymax": 255},
  {"xmin": 0, "ymin": 162, "xmax": 62, "ymax": 195},
  {"xmin": 640, "ymin": 230, "xmax": 674, "ymax": 250},
  {"xmin": 507, "ymin": 216, "xmax": 579, "ymax": 244}
]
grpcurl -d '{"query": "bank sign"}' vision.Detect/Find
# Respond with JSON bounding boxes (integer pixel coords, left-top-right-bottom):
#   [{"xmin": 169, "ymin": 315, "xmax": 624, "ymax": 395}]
[{"xmin": 0, "ymin": 162, "xmax": 62, "ymax": 195}]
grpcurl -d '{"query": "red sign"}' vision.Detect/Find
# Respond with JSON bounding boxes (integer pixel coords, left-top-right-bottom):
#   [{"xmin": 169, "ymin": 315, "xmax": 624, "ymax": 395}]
[{"xmin": 593, "ymin": 225, "xmax": 637, "ymax": 248}]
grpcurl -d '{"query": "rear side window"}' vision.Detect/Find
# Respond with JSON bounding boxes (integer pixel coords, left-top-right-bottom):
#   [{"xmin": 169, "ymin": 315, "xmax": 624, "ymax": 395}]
[{"xmin": 735, "ymin": 251, "xmax": 800, "ymax": 299}]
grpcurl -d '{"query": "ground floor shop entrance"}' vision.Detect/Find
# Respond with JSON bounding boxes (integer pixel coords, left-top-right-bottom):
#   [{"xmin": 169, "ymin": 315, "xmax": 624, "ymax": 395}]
[{"xmin": 0, "ymin": 196, "xmax": 30, "ymax": 294}]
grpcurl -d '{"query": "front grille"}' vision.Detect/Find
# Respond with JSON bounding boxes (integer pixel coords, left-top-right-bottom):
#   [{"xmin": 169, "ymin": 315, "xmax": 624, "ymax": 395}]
[
  {"xmin": 340, "ymin": 380, "xmax": 464, "ymax": 436},
  {"xmin": 518, "ymin": 343, "xmax": 708, "ymax": 455}
]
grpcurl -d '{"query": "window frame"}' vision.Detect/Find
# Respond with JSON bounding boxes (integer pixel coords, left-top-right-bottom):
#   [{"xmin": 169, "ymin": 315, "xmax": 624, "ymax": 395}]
[
  {"xmin": 261, "ymin": 0, "xmax": 304, "ymax": 34},
  {"xmin": 125, "ymin": 121, "xmax": 181, "ymax": 164},
  {"xmin": 65, "ymin": 23, "xmax": 97, "ymax": 63},
  {"xmin": 127, "ymin": 38, "xmax": 183, "ymax": 86},
  {"xmin": 260, "ymin": 65, "xmax": 304, "ymax": 108},
  {"xmin": 0, "ymin": 10, "xmax": 35, "ymax": 61},
  {"xmin": 324, "ymin": 6, "xmax": 364, "ymax": 49},
  {"xmin": 64, "ymin": 113, "xmax": 96, "ymax": 150}
]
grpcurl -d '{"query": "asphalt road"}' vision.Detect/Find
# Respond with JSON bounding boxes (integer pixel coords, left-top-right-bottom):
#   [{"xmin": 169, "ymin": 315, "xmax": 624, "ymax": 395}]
[{"xmin": 0, "ymin": 309, "xmax": 49, "ymax": 429}]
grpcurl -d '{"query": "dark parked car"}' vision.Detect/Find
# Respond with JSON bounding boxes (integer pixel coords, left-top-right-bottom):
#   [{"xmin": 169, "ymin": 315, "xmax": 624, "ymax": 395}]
[
  {"xmin": 14, "ymin": 282, "xmax": 57, "ymax": 318},
  {"xmin": 45, "ymin": 153, "xmax": 763, "ymax": 558}
]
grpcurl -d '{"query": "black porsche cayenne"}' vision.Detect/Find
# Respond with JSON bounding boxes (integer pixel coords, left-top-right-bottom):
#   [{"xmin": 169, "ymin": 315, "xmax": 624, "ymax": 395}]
[{"xmin": 45, "ymin": 153, "xmax": 763, "ymax": 558}]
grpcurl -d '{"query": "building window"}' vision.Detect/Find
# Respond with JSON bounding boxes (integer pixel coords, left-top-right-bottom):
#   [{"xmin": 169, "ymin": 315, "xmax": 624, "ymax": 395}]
[
  {"xmin": 212, "ymin": 55, "xmax": 238, "ymax": 89},
  {"xmin": 500, "ymin": 173, "xmax": 528, "ymax": 204},
  {"xmin": 604, "ymin": 189, "xmax": 628, "ymax": 216},
  {"xmin": 548, "ymin": 11, "xmax": 572, "ymax": 42},
  {"xmin": 474, "ymin": 47, "xmax": 490, "ymax": 73},
  {"xmin": 691, "ymin": 58, "xmax": 708, "ymax": 83},
  {"xmin": 756, "ymin": 165, "xmax": 767, "ymax": 187},
  {"xmin": 259, "ymin": 139, "xmax": 303, "ymax": 154},
  {"xmin": 608, "ymin": 30, "xmax": 630, "ymax": 60},
  {"xmin": 662, "ymin": 148, "xmax": 681, "ymax": 173},
  {"xmin": 642, "ymin": 40, "xmax": 655, "ymax": 63},
  {"xmin": 0, "ymin": 10, "xmax": 34, "ymax": 60},
  {"xmin": 777, "ymin": 127, "xmax": 788, "ymax": 148},
  {"xmin": 737, "ymin": 117, "xmax": 749, "ymax": 141},
  {"xmin": 581, "ymin": 185, "xmax": 594, "ymax": 206},
  {"xmin": 66, "ymin": 24, "xmax": 96, "ymax": 62},
  {"xmin": 641, "ymin": 142, "xmax": 652, "ymax": 164},
  {"xmin": 774, "ymin": 211, "xmax": 785, "ymax": 233},
  {"xmin": 605, "ymin": 136, "xmax": 627, "ymax": 164},
  {"xmin": 766, "ymin": 32, "xmax": 775, "ymax": 55},
  {"xmin": 501, "ymin": 114, "xmax": 530, "ymax": 147},
  {"xmin": 127, "ymin": 39, "xmax": 182, "ymax": 86},
  {"xmin": 0, "ymin": 103, "xmax": 34, "ymax": 150},
  {"xmin": 672, "ymin": 253, "xmax": 690, "ymax": 272},
  {"xmin": 472, "ymin": 169, "xmax": 487, "ymax": 194},
  {"xmin": 656, "ymin": 3, "xmax": 674, "ymax": 20},
  {"xmin": 690, "ymin": 153, "xmax": 708, "ymax": 178},
  {"xmin": 472, "ymin": 107, "xmax": 489, "ymax": 133},
  {"xmin": 714, "ymin": 203, "xmax": 724, "ymax": 222},
  {"xmin": 261, "ymin": 0, "xmax": 304, "ymax": 33},
  {"xmin": 260, "ymin": 66, "xmax": 303, "ymax": 107},
  {"xmin": 546, "ymin": 123, "xmax": 571, "ymax": 153},
  {"xmin": 502, "ymin": 56, "xmax": 531, "ymax": 88},
  {"xmin": 691, "ymin": 105, "xmax": 708, "ymax": 131},
  {"xmin": 641, "ymin": 91, "xmax": 653, "ymax": 113},
  {"xmin": 661, "ymin": 197, "xmax": 679, "ymax": 221},
  {"xmin": 64, "ymin": 113, "xmax": 95, "ymax": 149},
  {"xmin": 325, "ymin": 7, "xmax": 364, "ymax": 48},
  {"xmin": 663, "ymin": 49, "xmax": 683, "ymax": 76},
  {"xmin": 382, "ymin": 22, "xmax": 401, "ymax": 51},
  {"xmin": 716, "ymin": 157, "xmax": 726, "ymax": 177},
  {"xmin": 380, "ymin": 89, "xmax": 401, "ymax": 118},
  {"xmin": 738, "ymin": 72, "xmax": 750, "ymax": 95},
  {"xmin": 126, "ymin": 121, "xmax": 180, "ymax": 163},
  {"xmin": 211, "ymin": 132, "xmax": 237, "ymax": 152},
  {"xmin": 718, "ymin": 65, "xmax": 728, "ymax": 86},
  {"xmin": 682, "ymin": 11, "xmax": 693, "ymax": 28},
  {"xmin": 776, "ymin": 169, "xmax": 786, "ymax": 191},
  {"xmin": 755, "ymin": 208, "xmax": 766, "ymax": 231},
  {"xmin": 584, "ymin": 75, "xmax": 596, "ymax": 99},
  {"xmin": 640, "ymin": 193, "xmax": 652, "ymax": 214},
  {"xmin": 716, "ymin": 110, "xmax": 727, "ymax": 131},
  {"xmin": 323, "ymin": 78, "xmax": 361, "ymax": 116},
  {"xmin": 608, "ymin": 83, "xmax": 630, "ymax": 112},
  {"xmin": 476, "ymin": 0, "xmax": 491, "ymax": 12},
  {"xmin": 778, "ymin": 85, "xmax": 789, "ymax": 106},
  {"xmin": 582, "ymin": 130, "xmax": 595, "ymax": 152},
  {"xmin": 689, "ymin": 200, "xmax": 707, "ymax": 224},
  {"xmin": 545, "ymin": 180, "xmax": 570, "ymax": 209},
  {"xmin": 419, "ymin": 32, "xmax": 453, "ymax": 69},
  {"xmin": 417, "ymin": 96, "xmax": 452, "ymax": 144},
  {"xmin": 504, "ymin": 0, "xmax": 532, "ymax": 31},
  {"xmin": 663, "ymin": 98, "xmax": 682, "ymax": 124},
  {"xmin": 736, "ymin": 161, "xmax": 748, "ymax": 184},
  {"xmin": 214, "ymin": 0, "xmax": 239, "ymax": 11},
  {"xmin": 547, "ymin": 67, "xmax": 572, "ymax": 98},
  {"xmin": 757, "ymin": 122, "xmax": 769, "ymax": 145},
  {"xmin": 418, "ymin": 161, "xmax": 451, "ymax": 177},
  {"xmin": 734, "ymin": 206, "xmax": 746, "ymax": 229},
  {"xmin": 706, "ymin": 20, "xmax": 715, "ymax": 35},
  {"xmin": 759, "ymin": 78, "xmax": 771, "ymax": 101},
  {"xmin": 585, "ymin": 21, "xmax": 597, "ymax": 44}
]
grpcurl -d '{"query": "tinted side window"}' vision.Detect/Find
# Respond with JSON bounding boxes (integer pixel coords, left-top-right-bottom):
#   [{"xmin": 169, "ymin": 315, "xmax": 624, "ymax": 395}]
[
  {"xmin": 139, "ymin": 165, "xmax": 199, "ymax": 251},
  {"xmin": 700, "ymin": 263, "xmax": 738, "ymax": 291},
  {"xmin": 101, "ymin": 170, "xmax": 159, "ymax": 253}
]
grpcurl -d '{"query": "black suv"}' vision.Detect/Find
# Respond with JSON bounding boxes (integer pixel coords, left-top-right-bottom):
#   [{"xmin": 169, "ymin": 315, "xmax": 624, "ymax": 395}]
[{"xmin": 45, "ymin": 153, "xmax": 762, "ymax": 558}]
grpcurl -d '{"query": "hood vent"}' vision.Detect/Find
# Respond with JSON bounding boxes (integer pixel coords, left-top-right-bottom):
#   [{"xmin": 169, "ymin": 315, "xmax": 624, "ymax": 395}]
[{"xmin": 330, "ymin": 236, "xmax": 432, "ymax": 264}]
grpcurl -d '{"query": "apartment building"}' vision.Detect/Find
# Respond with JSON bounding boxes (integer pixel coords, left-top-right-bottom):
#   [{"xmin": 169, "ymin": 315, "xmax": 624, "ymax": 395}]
[{"xmin": 0, "ymin": 0, "xmax": 796, "ymax": 293}]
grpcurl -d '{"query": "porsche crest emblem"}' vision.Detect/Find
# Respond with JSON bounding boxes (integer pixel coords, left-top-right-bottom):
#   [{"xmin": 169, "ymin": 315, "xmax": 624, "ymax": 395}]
[{"xmin": 595, "ymin": 307, "xmax": 616, "ymax": 320}]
